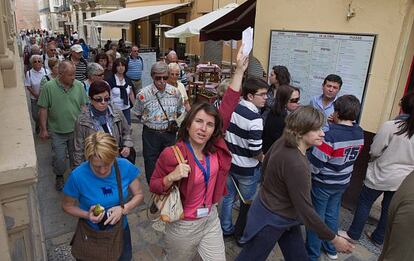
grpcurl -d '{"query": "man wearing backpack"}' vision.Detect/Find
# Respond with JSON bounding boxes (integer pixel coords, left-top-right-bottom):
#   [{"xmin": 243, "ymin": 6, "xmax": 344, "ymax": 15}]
[{"xmin": 125, "ymin": 46, "xmax": 144, "ymax": 95}]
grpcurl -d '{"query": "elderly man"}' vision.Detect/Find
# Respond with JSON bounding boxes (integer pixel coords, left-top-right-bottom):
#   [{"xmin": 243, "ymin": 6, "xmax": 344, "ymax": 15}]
[
  {"xmin": 43, "ymin": 42, "xmax": 61, "ymax": 70},
  {"xmin": 83, "ymin": 62, "xmax": 104, "ymax": 94},
  {"xmin": 68, "ymin": 44, "xmax": 88, "ymax": 81},
  {"xmin": 38, "ymin": 61, "xmax": 88, "ymax": 191},
  {"xmin": 165, "ymin": 50, "xmax": 188, "ymax": 86},
  {"xmin": 134, "ymin": 61, "xmax": 184, "ymax": 183},
  {"xmin": 126, "ymin": 46, "xmax": 144, "ymax": 95}
]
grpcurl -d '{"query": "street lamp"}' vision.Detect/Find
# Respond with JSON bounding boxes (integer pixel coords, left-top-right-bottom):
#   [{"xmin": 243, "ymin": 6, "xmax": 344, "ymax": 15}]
[{"xmin": 97, "ymin": 26, "xmax": 102, "ymax": 50}]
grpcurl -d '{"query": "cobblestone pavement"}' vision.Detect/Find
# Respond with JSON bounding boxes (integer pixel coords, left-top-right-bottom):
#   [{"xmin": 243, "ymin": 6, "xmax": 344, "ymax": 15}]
[{"xmin": 36, "ymin": 121, "xmax": 381, "ymax": 261}]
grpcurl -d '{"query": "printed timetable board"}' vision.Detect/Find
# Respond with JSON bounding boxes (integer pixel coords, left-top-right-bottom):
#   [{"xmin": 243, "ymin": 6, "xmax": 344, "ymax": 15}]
[
  {"xmin": 140, "ymin": 52, "xmax": 157, "ymax": 88},
  {"xmin": 268, "ymin": 30, "xmax": 376, "ymax": 106}
]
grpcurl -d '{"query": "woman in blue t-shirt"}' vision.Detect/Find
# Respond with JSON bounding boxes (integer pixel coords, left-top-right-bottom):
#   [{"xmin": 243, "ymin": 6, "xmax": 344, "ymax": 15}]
[{"xmin": 62, "ymin": 132, "xmax": 144, "ymax": 260}]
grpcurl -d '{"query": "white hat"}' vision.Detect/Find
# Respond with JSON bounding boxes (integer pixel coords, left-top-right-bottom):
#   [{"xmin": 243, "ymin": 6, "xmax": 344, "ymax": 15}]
[{"xmin": 71, "ymin": 44, "xmax": 83, "ymax": 53}]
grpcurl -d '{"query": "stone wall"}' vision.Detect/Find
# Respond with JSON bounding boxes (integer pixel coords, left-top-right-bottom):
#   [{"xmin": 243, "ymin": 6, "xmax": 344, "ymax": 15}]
[{"xmin": 0, "ymin": 0, "xmax": 46, "ymax": 260}]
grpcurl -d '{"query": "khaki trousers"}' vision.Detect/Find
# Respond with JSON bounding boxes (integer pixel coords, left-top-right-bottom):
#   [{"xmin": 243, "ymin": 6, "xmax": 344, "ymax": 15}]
[{"xmin": 165, "ymin": 206, "xmax": 226, "ymax": 261}]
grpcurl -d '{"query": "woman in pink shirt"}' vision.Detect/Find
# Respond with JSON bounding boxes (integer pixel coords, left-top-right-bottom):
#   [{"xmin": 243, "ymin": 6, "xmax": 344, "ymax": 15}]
[{"xmin": 150, "ymin": 47, "xmax": 248, "ymax": 261}]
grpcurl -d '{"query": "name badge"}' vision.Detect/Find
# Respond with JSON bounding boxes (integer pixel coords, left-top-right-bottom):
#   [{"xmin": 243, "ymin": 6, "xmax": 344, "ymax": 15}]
[{"xmin": 196, "ymin": 207, "xmax": 209, "ymax": 218}]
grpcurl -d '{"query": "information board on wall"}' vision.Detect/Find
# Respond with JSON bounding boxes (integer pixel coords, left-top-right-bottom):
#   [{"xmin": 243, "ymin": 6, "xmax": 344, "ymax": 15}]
[
  {"xmin": 268, "ymin": 31, "xmax": 376, "ymax": 106},
  {"xmin": 140, "ymin": 52, "xmax": 157, "ymax": 88}
]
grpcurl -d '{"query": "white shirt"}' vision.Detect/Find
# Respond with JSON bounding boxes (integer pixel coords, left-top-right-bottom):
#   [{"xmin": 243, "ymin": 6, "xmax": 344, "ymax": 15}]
[
  {"xmin": 24, "ymin": 68, "xmax": 49, "ymax": 99},
  {"xmin": 111, "ymin": 74, "xmax": 132, "ymax": 111}
]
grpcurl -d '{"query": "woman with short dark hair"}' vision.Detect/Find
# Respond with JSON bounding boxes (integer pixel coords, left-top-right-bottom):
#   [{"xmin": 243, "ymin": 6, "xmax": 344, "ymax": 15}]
[
  {"xmin": 73, "ymin": 80, "xmax": 132, "ymax": 167},
  {"xmin": 236, "ymin": 106, "xmax": 354, "ymax": 261}
]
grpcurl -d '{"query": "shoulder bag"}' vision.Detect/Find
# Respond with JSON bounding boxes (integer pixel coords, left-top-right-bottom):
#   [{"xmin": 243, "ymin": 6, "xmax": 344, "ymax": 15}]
[
  {"xmin": 70, "ymin": 160, "xmax": 125, "ymax": 261},
  {"xmin": 148, "ymin": 145, "xmax": 184, "ymax": 222}
]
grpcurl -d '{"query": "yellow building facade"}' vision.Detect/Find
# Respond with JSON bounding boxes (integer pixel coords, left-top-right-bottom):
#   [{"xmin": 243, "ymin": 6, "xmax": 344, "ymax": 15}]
[{"xmin": 253, "ymin": 0, "xmax": 414, "ymax": 133}]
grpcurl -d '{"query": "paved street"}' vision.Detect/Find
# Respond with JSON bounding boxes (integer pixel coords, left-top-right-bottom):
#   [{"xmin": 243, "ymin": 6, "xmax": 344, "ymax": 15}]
[{"xmin": 36, "ymin": 120, "xmax": 381, "ymax": 261}]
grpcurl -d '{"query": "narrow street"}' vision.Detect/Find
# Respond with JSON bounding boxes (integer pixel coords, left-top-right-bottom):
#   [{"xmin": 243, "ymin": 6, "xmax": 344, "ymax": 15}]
[{"xmin": 36, "ymin": 120, "xmax": 380, "ymax": 261}]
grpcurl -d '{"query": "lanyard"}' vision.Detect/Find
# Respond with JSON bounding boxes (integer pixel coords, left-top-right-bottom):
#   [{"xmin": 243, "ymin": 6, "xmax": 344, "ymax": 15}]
[{"xmin": 185, "ymin": 142, "xmax": 210, "ymax": 189}]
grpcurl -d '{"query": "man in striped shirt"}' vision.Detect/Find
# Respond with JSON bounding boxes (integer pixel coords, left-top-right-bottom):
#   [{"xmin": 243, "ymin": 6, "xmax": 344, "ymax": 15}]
[
  {"xmin": 306, "ymin": 95, "xmax": 364, "ymax": 261},
  {"xmin": 220, "ymin": 77, "xmax": 268, "ymax": 244},
  {"xmin": 68, "ymin": 44, "xmax": 88, "ymax": 81},
  {"xmin": 126, "ymin": 46, "xmax": 144, "ymax": 95}
]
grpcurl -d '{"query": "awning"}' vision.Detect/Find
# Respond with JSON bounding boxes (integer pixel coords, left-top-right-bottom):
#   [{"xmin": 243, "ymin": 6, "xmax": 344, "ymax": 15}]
[
  {"xmin": 85, "ymin": 3, "xmax": 189, "ymax": 23},
  {"xmin": 164, "ymin": 3, "xmax": 238, "ymax": 38},
  {"xmin": 200, "ymin": 0, "xmax": 256, "ymax": 41}
]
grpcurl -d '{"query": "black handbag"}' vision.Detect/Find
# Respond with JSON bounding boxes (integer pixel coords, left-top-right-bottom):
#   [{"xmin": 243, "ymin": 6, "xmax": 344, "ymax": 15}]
[{"xmin": 70, "ymin": 160, "xmax": 125, "ymax": 261}]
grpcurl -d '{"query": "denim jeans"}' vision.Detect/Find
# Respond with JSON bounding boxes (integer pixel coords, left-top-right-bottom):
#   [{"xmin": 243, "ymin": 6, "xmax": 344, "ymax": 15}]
[
  {"xmin": 220, "ymin": 168, "xmax": 261, "ymax": 235},
  {"xmin": 122, "ymin": 108, "xmax": 131, "ymax": 125},
  {"xmin": 306, "ymin": 186, "xmax": 345, "ymax": 260},
  {"xmin": 119, "ymin": 225, "xmax": 132, "ymax": 261},
  {"xmin": 50, "ymin": 132, "xmax": 74, "ymax": 177},
  {"xmin": 142, "ymin": 126, "xmax": 176, "ymax": 184},
  {"xmin": 347, "ymin": 185, "xmax": 395, "ymax": 244}
]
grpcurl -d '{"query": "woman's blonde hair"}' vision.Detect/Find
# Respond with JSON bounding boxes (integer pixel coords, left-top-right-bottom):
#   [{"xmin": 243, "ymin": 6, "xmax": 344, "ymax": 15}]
[
  {"xmin": 283, "ymin": 106, "xmax": 325, "ymax": 148},
  {"xmin": 84, "ymin": 132, "xmax": 118, "ymax": 164}
]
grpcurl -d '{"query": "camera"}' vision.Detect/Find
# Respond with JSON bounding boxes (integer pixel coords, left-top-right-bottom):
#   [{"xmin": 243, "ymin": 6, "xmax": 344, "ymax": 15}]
[{"xmin": 166, "ymin": 120, "xmax": 179, "ymax": 134}]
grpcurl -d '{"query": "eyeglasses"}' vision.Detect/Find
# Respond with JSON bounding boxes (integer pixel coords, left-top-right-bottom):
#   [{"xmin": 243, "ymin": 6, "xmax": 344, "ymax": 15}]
[
  {"xmin": 289, "ymin": 98, "xmax": 300, "ymax": 103},
  {"xmin": 94, "ymin": 73, "xmax": 104, "ymax": 77},
  {"xmin": 91, "ymin": 97, "xmax": 110, "ymax": 103},
  {"xmin": 33, "ymin": 60, "xmax": 42, "ymax": 63},
  {"xmin": 155, "ymin": 76, "xmax": 169, "ymax": 81},
  {"xmin": 254, "ymin": 92, "xmax": 268, "ymax": 97}
]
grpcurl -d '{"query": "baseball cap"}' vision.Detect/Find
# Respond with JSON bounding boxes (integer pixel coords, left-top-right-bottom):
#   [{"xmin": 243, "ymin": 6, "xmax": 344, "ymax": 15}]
[{"xmin": 71, "ymin": 44, "xmax": 83, "ymax": 53}]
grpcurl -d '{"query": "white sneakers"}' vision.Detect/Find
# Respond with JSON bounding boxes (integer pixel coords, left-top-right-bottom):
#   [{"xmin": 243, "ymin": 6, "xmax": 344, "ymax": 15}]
[{"xmin": 326, "ymin": 253, "xmax": 338, "ymax": 260}]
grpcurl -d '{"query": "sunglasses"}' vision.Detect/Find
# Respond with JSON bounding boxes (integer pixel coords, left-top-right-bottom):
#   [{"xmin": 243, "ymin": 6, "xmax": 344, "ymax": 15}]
[
  {"xmin": 33, "ymin": 60, "xmax": 42, "ymax": 63},
  {"xmin": 169, "ymin": 73, "xmax": 179, "ymax": 76},
  {"xmin": 155, "ymin": 76, "xmax": 169, "ymax": 81},
  {"xmin": 94, "ymin": 73, "xmax": 104, "ymax": 77},
  {"xmin": 91, "ymin": 97, "xmax": 110, "ymax": 103},
  {"xmin": 289, "ymin": 98, "xmax": 300, "ymax": 103}
]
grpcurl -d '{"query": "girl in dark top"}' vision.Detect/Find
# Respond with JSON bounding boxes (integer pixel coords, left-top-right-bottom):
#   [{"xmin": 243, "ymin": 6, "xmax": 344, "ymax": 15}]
[
  {"xmin": 236, "ymin": 106, "xmax": 354, "ymax": 261},
  {"xmin": 262, "ymin": 85, "xmax": 300, "ymax": 154},
  {"xmin": 265, "ymin": 65, "xmax": 291, "ymax": 110}
]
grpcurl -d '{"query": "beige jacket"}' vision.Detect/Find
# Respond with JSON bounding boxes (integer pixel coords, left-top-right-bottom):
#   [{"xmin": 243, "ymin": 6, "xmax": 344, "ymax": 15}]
[
  {"xmin": 73, "ymin": 104, "xmax": 133, "ymax": 167},
  {"xmin": 364, "ymin": 120, "xmax": 414, "ymax": 191}
]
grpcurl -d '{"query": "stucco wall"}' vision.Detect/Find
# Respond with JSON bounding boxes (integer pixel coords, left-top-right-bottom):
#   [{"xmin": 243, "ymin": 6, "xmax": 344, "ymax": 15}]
[{"xmin": 254, "ymin": 0, "xmax": 414, "ymax": 132}]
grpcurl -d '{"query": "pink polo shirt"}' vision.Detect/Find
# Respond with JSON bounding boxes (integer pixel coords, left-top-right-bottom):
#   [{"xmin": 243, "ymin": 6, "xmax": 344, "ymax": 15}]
[{"xmin": 183, "ymin": 152, "xmax": 219, "ymax": 220}]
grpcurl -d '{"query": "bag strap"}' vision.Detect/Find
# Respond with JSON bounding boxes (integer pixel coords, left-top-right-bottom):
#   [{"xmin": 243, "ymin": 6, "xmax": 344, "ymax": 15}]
[
  {"xmin": 172, "ymin": 145, "xmax": 184, "ymax": 164},
  {"xmin": 114, "ymin": 160, "xmax": 124, "ymax": 208},
  {"xmin": 155, "ymin": 92, "xmax": 170, "ymax": 122}
]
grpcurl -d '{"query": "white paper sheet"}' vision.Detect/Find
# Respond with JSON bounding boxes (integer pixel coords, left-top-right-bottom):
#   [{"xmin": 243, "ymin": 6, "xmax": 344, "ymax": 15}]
[{"xmin": 242, "ymin": 27, "xmax": 253, "ymax": 55}]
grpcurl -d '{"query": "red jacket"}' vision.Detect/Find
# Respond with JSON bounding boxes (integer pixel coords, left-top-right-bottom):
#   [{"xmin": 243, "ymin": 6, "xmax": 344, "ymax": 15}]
[{"xmin": 150, "ymin": 88, "xmax": 240, "ymax": 204}]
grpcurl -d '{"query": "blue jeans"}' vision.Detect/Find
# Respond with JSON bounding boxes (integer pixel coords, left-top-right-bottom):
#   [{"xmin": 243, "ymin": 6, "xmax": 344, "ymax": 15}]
[
  {"xmin": 306, "ymin": 186, "xmax": 345, "ymax": 260},
  {"xmin": 50, "ymin": 132, "xmax": 74, "ymax": 177},
  {"xmin": 347, "ymin": 185, "xmax": 394, "ymax": 244},
  {"xmin": 220, "ymin": 168, "xmax": 261, "ymax": 235},
  {"xmin": 119, "ymin": 225, "xmax": 132, "ymax": 261},
  {"xmin": 122, "ymin": 108, "xmax": 131, "ymax": 125}
]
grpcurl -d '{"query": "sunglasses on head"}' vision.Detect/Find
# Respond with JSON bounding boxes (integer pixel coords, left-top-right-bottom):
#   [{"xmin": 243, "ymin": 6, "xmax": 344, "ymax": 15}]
[
  {"xmin": 91, "ymin": 97, "xmax": 110, "ymax": 103},
  {"xmin": 155, "ymin": 76, "xmax": 169, "ymax": 81},
  {"xmin": 289, "ymin": 98, "xmax": 300, "ymax": 103}
]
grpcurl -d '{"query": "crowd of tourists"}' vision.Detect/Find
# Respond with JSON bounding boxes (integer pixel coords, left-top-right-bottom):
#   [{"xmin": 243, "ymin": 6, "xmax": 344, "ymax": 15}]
[{"xmin": 22, "ymin": 31, "xmax": 414, "ymax": 261}]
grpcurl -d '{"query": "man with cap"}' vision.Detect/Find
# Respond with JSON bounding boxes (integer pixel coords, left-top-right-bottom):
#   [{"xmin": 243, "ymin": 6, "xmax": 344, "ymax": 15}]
[{"xmin": 68, "ymin": 44, "xmax": 88, "ymax": 81}]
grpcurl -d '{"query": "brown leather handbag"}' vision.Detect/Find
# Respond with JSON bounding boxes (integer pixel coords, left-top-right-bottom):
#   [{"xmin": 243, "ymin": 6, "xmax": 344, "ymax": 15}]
[{"xmin": 70, "ymin": 160, "xmax": 125, "ymax": 261}]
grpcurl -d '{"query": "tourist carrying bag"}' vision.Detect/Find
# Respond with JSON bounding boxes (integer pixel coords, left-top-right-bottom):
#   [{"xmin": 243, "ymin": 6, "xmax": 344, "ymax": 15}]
[
  {"xmin": 149, "ymin": 145, "xmax": 184, "ymax": 222},
  {"xmin": 70, "ymin": 160, "xmax": 125, "ymax": 261}
]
